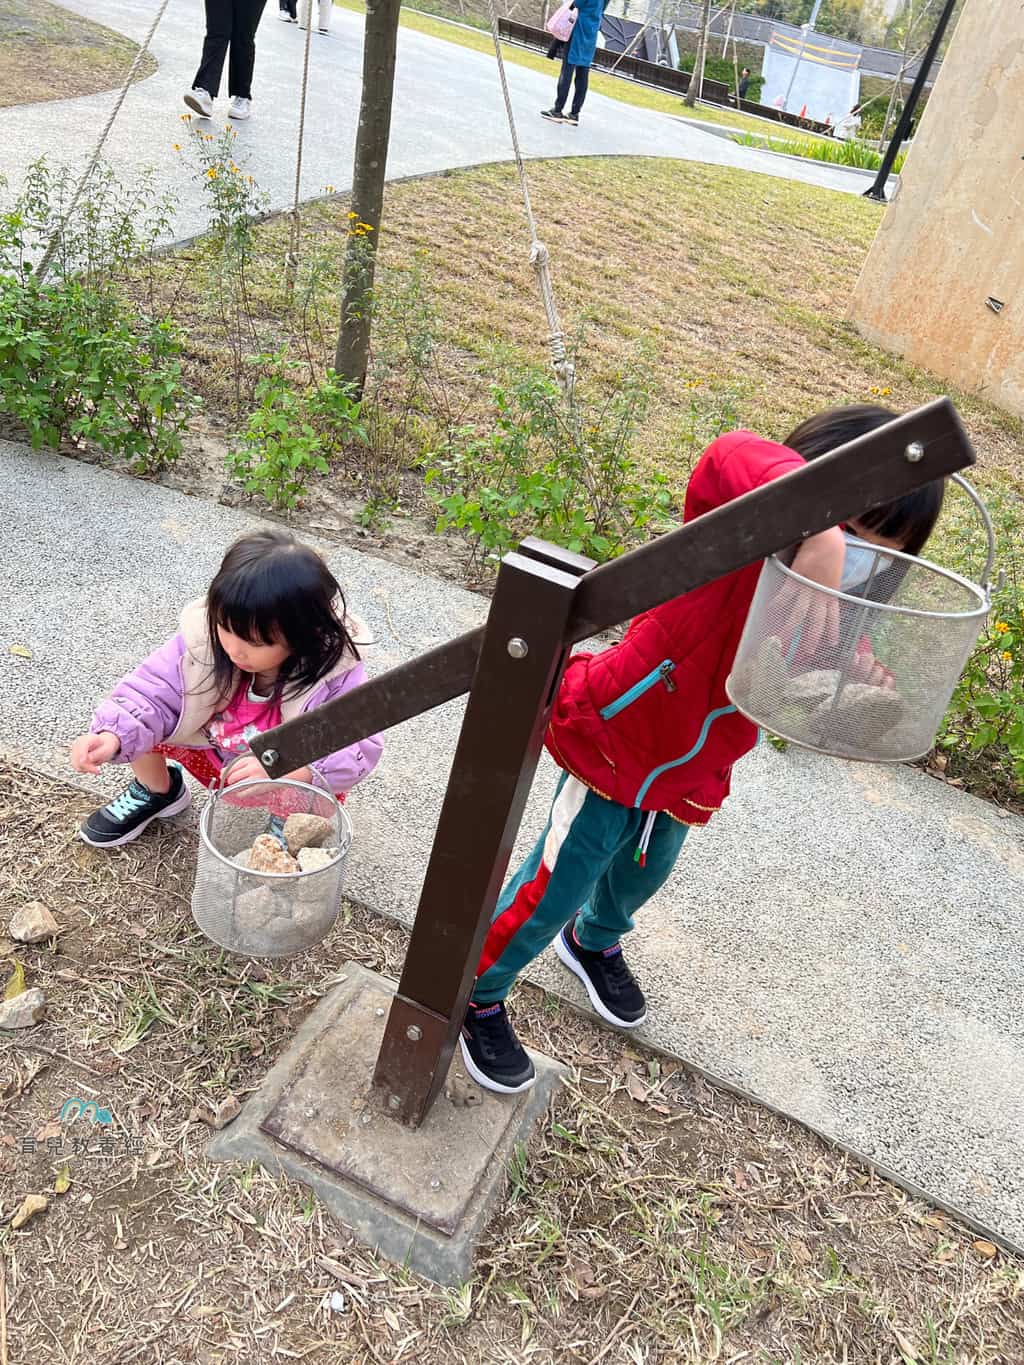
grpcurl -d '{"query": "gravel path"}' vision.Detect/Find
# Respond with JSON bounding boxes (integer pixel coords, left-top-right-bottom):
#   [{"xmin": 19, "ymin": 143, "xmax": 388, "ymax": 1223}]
[
  {"xmin": 0, "ymin": 0, "xmax": 882, "ymax": 244},
  {"xmin": 3, "ymin": 442, "xmax": 1023, "ymax": 1247}
]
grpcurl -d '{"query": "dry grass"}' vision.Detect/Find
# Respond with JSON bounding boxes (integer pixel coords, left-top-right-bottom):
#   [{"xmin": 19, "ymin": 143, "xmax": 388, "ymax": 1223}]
[
  {"xmin": 3, "ymin": 757, "xmax": 1024, "ymax": 1363},
  {"xmin": 0, "ymin": 0, "xmax": 156, "ymax": 109}
]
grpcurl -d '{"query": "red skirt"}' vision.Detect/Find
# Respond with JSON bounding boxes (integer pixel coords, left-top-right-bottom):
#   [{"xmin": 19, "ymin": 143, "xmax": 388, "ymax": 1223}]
[{"xmin": 153, "ymin": 744, "xmax": 346, "ymax": 810}]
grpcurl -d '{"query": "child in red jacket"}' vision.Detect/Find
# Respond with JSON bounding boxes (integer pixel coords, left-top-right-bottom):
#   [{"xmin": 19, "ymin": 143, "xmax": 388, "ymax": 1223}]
[{"xmin": 460, "ymin": 405, "xmax": 946, "ymax": 1093}]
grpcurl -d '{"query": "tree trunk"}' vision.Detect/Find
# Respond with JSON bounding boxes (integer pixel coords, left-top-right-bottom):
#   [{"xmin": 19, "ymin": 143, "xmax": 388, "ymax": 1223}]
[
  {"xmin": 334, "ymin": 0, "xmax": 402, "ymax": 393},
  {"xmin": 683, "ymin": 0, "xmax": 711, "ymax": 108}
]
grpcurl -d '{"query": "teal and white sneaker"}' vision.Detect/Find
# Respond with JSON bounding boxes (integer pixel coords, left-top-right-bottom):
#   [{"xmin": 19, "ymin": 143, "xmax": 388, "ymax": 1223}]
[{"xmin": 79, "ymin": 768, "xmax": 191, "ymax": 848}]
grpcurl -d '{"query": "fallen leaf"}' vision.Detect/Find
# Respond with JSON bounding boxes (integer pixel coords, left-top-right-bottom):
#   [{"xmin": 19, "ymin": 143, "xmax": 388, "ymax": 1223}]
[
  {"xmin": 571, "ymin": 1261, "xmax": 607, "ymax": 1300},
  {"xmin": 54, "ymin": 1163, "xmax": 72, "ymax": 1195},
  {"xmin": 4, "ymin": 961, "xmax": 26, "ymax": 1000},
  {"xmin": 11, "ymin": 1193, "xmax": 48, "ymax": 1229},
  {"xmin": 8, "ymin": 644, "xmax": 32, "ymax": 659},
  {"xmin": 190, "ymin": 1093, "xmax": 241, "ymax": 1130},
  {"xmin": 922, "ymin": 1213, "xmax": 945, "ymax": 1229},
  {"xmin": 973, "ymin": 1239, "xmax": 998, "ymax": 1259},
  {"xmin": 625, "ymin": 1071, "xmax": 648, "ymax": 1104},
  {"xmin": 732, "ymin": 1166, "xmax": 749, "ymax": 1190},
  {"xmin": 35, "ymin": 1120, "xmax": 62, "ymax": 1142}
]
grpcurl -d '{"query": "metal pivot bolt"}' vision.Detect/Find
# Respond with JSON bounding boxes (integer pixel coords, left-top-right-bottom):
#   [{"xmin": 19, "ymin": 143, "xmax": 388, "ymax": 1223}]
[
  {"xmin": 387, "ymin": 1094, "xmax": 402, "ymax": 1112},
  {"xmin": 406, "ymin": 1025, "xmax": 422, "ymax": 1041},
  {"xmin": 260, "ymin": 748, "xmax": 279, "ymax": 767},
  {"xmin": 905, "ymin": 441, "xmax": 925, "ymax": 463},
  {"xmin": 507, "ymin": 637, "xmax": 529, "ymax": 658}
]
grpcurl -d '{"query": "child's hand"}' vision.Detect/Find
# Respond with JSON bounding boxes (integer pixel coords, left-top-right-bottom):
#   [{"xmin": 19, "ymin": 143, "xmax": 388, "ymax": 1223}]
[
  {"xmin": 851, "ymin": 643, "xmax": 896, "ymax": 689},
  {"xmin": 70, "ymin": 731, "xmax": 121, "ymax": 774},
  {"xmin": 775, "ymin": 527, "xmax": 845, "ymax": 661},
  {"xmin": 223, "ymin": 754, "xmax": 267, "ymax": 785}
]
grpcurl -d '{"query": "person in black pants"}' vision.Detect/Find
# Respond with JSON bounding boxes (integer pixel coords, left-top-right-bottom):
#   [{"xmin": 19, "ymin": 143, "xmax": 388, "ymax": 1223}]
[
  {"xmin": 541, "ymin": 0, "xmax": 605, "ymax": 127},
  {"xmin": 185, "ymin": 0, "xmax": 269, "ymax": 123}
]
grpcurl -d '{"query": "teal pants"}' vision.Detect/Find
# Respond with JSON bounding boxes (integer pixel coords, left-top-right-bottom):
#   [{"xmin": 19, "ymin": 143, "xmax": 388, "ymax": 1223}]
[{"xmin": 473, "ymin": 774, "xmax": 689, "ymax": 1004}]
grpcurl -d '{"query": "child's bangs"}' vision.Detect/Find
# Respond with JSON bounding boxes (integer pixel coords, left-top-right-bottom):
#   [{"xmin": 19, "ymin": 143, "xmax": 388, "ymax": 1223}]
[{"xmin": 212, "ymin": 598, "xmax": 283, "ymax": 646}]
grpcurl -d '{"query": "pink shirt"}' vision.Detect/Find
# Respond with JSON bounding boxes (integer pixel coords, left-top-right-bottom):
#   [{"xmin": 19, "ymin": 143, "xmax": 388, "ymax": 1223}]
[{"xmin": 204, "ymin": 677, "xmax": 283, "ymax": 760}]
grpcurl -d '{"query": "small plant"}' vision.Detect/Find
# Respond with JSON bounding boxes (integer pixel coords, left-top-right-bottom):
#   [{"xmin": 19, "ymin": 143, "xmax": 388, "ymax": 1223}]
[
  {"xmin": 0, "ymin": 160, "xmax": 198, "ymax": 470},
  {"xmin": 227, "ymin": 349, "xmax": 365, "ymax": 509},
  {"xmin": 424, "ymin": 360, "xmax": 673, "ymax": 567},
  {"xmin": 733, "ymin": 131, "xmax": 906, "ymax": 174}
]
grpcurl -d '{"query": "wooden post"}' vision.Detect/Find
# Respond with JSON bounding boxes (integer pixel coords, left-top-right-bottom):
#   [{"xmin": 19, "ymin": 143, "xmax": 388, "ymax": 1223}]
[
  {"xmin": 334, "ymin": 0, "xmax": 402, "ymax": 393},
  {"xmin": 684, "ymin": 0, "xmax": 711, "ymax": 108}
]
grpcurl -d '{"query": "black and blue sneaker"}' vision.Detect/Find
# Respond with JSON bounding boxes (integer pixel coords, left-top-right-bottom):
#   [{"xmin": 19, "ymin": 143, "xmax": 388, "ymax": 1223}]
[
  {"xmin": 79, "ymin": 767, "xmax": 192, "ymax": 848},
  {"xmin": 459, "ymin": 1001, "xmax": 536, "ymax": 1094},
  {"xmin": 555, "ymin": 914, "xmax": 647, "ymax": 1027}
]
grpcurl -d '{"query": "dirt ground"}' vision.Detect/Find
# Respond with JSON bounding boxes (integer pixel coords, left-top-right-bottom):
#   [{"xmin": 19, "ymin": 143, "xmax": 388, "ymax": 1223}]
[
  {"xmin": 2, "ymin": 758, "xmax": 1023, "ymax": 1364},
  {"xmin": 0, "ymin": 0, "xmax": 156, "ymax": 109}
]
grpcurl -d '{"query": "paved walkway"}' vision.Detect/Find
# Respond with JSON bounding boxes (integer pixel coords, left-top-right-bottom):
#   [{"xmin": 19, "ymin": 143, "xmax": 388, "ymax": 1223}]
[
  {"xmin": 0, "ymin": 0, "xmax": 879, "ymax": 244},
  {"xmin": 3, "ymin": 443, "xmax": 1023, "ymax": 1247}
]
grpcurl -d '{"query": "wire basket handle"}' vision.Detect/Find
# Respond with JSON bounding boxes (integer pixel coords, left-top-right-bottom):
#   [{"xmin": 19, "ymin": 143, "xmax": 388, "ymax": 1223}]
[{"xmin": 949, "ymin": 473, "xmax": 996, "ymax": 595}]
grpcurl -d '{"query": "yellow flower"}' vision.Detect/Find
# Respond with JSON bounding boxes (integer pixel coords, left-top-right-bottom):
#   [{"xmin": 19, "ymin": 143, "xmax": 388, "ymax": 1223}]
[
  {"xmin": 247, "ymin": 174, "xmax": 255, "ymax": 184},
  {"xmin": 172, "ymin": 142, "xmax": 181, "ymax": 151},
  {"xmin": 347, "ymin": 210, "xmax": 358, "ymax": 219},
  {"xmin": 995, "ymin": 621, "xmax": 1010, "ymax": 634},
  {"xmin": 180, "ymin": 112, "xmax": 192, "ymax": 122},
  {"xmin": 324, "ymin": 184, "xmax": 336, "ymax": 193},
  {"xmin": 880, "ymin": 386, "xmax": 891, "ymax": 396},
  {"xmin": 206, "ymin": 167, "xmax": 218, "ymax": 179},
  {"xmin": 1002, "ymin": 650, "xmax": 1013, "ymax": 661},
  {"xmin": 357, "ymin": 222, "xmax": 374, "ymax": 232}
]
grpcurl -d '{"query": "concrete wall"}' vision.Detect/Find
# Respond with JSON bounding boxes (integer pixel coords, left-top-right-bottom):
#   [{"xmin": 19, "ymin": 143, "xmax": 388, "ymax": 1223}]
[{"xmin": 848, "ymin": 0, "xmax": 1024, "ymax": 416}]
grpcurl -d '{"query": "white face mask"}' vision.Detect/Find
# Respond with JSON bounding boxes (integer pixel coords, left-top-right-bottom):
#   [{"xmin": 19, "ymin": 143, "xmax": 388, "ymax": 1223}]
[{"xmin": 841, "ymin": 534, "xmax": 894, "ymax": 592}]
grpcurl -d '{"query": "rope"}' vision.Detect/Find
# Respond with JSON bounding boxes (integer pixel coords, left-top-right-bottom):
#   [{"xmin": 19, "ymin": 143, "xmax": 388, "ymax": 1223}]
[
  {"xmin": 36, "ymin": 0, "xmax": 173, "ymax": 281},
  {"xmin": 285, "ymin": 1, "xmax": 316, "ymax": 296},
  {"xmin": 484, "ymin": 0, "xmax": 575, "ymax": 398}
]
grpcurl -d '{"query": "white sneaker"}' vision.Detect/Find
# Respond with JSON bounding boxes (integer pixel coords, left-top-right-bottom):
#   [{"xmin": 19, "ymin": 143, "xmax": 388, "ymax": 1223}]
[
  {"xmin": 228, "ymin": 97, "xmax": 252, "ymax": 121},
  {"xmin": 184, "ymin": 87, "xmax": 214, "ymax": 118},
  {"xmin": 279, "ymin": 8, "xmax": 296, "ymax": 17}
]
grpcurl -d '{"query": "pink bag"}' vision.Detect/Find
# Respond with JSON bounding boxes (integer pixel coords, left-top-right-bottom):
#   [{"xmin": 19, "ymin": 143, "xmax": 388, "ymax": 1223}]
[{"xmin": 545, "ymin": 2, "xmax": 577, "ymax": 42}]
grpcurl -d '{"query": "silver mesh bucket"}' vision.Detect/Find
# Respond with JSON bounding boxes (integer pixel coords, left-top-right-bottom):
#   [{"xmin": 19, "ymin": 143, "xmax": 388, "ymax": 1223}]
[
  {"xmin": 726, "ymin": 477, "xmax": 992, "ymax": 763},
  {"xmin": 191, "ymin": 776, "xmax": 352, "ymax": 958}
]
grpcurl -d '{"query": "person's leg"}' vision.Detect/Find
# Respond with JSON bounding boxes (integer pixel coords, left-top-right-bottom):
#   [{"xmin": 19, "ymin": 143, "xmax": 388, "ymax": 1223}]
[
  {"xmin": 553, "ymin": 57, "xmax": 573, "ymax": 113},
  {"xmin": 228, "ymin": 0, "xmax": 269, "ymax": 100},
  {"xmin": 130, "ymin": 752, "xmax": 172, "ymax": 794},
  {"xmin": 569, "ymin": 64, "xmax": 590, "ymax": 118},
  {"xmin": 576, "ymin": 813, "xmax": 688, "ymax": 950},
  {"xmin": 193, "ymin": 0, "xmax": 233, "ymax": 97},
  {"xmin": 472, "ymin": 778, "xmax": 637, "ymax": 1004},
  {"xmin": 555, "ymin": 813, "xmax": 688, "ymax": 1026},
  {"xmin": 318, "ymin": 0, "xmax": 332, "ymax": 29}
]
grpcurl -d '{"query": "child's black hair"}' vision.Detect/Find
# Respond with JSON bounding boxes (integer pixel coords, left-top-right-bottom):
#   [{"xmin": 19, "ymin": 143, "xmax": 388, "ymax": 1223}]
[
  {"xmin": 784, "ymin": 404, "xmax": 945, "ymax": 558},
  {"xmin": 206, "ymin": 529, "xmax": 359, "ymax": 699}
]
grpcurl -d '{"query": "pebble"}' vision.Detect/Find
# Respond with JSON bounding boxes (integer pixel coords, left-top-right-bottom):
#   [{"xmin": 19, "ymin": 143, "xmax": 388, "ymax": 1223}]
[
  {"xmin": 8, "ymin": 901, "xmax": 60, "ymax": 944},
  {"xmin": 283, "ymin": 813, "xmax": 334, "ymax": 855},
  {"xmin": 249, "ymin": 835, "xmax": 300, "ymax": 875},
  {"xmin": 297, "ymin": 846, "xmax": 338, "ymax": 873},
  {"xmin": 0, "ymin": 988, "xmax": 46, "ymax": 1030}
]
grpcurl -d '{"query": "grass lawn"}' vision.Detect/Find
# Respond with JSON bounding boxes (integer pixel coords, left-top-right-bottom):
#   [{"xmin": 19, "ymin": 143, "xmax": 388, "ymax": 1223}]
[
  {"xmin": 2, "ymin": 759, "xmax": 1023, "ymax": 1362},
  {"xmin": 335, "ymin": 0, "xmax": 834, "ymax": 143},
  {"xmin": 0, "ymin": 0, "xmax": 156, "ymax": 108}
]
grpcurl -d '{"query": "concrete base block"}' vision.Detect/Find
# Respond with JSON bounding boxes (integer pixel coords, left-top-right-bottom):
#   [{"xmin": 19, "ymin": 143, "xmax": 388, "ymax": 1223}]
[{"xmin": 207, "ymin": 964, "xmax": 565, "ymax": 1285}]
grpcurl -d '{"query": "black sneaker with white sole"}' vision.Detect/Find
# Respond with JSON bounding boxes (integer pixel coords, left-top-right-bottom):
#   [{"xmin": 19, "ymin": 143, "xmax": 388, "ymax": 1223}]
[
  {"xmin": 554, "ymin": 915, "xmax": 647, "ymax": 1026},
  {"xmin": 541, "ymin": 107, "xmax": 566, "ymax": 122},
  {"xmin": 79, "ymin": 767, "xmax": 192, "ymax": 848},
  {"xmin": 459, "ymin": 1001, "xmax": 536, "ymax": 1094}
]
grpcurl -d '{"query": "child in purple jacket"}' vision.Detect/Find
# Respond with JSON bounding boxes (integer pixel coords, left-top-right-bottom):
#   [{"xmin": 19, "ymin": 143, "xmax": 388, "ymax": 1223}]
[{"xmin": 70, "ymin": 529, "xmax": 383, "ymax": 848}]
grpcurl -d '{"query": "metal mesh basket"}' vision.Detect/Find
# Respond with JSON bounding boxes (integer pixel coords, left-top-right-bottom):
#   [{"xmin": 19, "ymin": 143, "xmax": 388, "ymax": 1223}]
[
  {"xmin": 191, "ymin": 776, "xmax": 352, "ymax": 958},
  {"xmin": 726, "ymin": 475, "xmax": 993, "ymax": 763}
]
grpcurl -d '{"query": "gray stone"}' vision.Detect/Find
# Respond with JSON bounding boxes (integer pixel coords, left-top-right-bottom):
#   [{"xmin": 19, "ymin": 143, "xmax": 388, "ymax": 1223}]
[
  {"xmin": 0, "ymin": 988, "xmax": 47, "ymax": 1029},
  {"xmin": 8, "ymin": 901, "xmax": 60, "ymax": 943},
  {"xmin": 207, "ymin": 965, "xmax": 564, "ymax": 1285}
]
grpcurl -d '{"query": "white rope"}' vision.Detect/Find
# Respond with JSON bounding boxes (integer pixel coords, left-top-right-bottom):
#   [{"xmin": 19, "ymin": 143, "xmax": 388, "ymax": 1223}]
[
  {"xmin": 484, "ymin": 0, "xmax": 575, "ymax": 398},
  {"xmin": 286, "ymin": 2, "xmax": 316, "ymax": 295},
  {"xmin": 36, "ymin": 0, "xmax": 173, "ymax": 281}
]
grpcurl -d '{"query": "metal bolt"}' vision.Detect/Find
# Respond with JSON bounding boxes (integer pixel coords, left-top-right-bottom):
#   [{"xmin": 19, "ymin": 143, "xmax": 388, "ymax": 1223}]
[
  {"xmin": 388, "ymin": 1095, "xmax": 402, "ymax": 1112},
  {"xmin": 406, "ymin": 1025, "xmax": 422, "ymax": 1041},
  {"xmin": 260, "ymin": 748, "xmax": 279, "ymax": 768},
  {"xmin": 375, "ymin": 1007, "xmax": 386, "ymax": 1017},
  {"xmin": 905, "ymin": 441, "xmax": 925, "ymax": 463},
  {"xmin": 429, "ymin": 1178, "xmax": 442, "ymax": 1191},
  {"xmin": 361, "ymin": 1112, "xmax": 372, "ymax": 1126},
  {"xmin": 507, "ymin": 637, "xmax": 529, "ymax": 659}
]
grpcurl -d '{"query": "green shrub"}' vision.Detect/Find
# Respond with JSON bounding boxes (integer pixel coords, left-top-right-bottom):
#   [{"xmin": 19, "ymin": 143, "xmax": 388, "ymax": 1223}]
[
  {"xmin": 733, "ymin": 131, "xmax": 906, "ymax": 173},
  {"xmin": 227, "ymin": 349, "xmax": 365, "ymax": 509},
  {"xmin": 423, "ymin": 364, "xmax": 673, "ymax": 565},
  {"xmin": 0, "ymin": 161, "xmax": 198, "ymax": 469}
]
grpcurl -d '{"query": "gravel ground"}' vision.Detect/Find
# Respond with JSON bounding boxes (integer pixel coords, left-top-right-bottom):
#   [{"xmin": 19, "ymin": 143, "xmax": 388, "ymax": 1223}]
[{"xmin": 3, "ymin": 440, "xmax": 1024, "ymax": 1248}]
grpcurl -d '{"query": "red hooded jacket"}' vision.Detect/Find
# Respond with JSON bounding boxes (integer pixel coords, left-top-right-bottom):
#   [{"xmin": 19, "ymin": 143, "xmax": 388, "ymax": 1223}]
[{"xmin": 545, "ymin": 430, "xmax": 805, "ymax": 825}]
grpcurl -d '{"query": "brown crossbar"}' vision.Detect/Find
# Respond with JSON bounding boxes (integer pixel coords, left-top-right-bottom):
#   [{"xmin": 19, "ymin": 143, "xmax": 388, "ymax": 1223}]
[{"xmin": 250, "ymin": 398, "xmax": 974, "ymax": 1125}]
